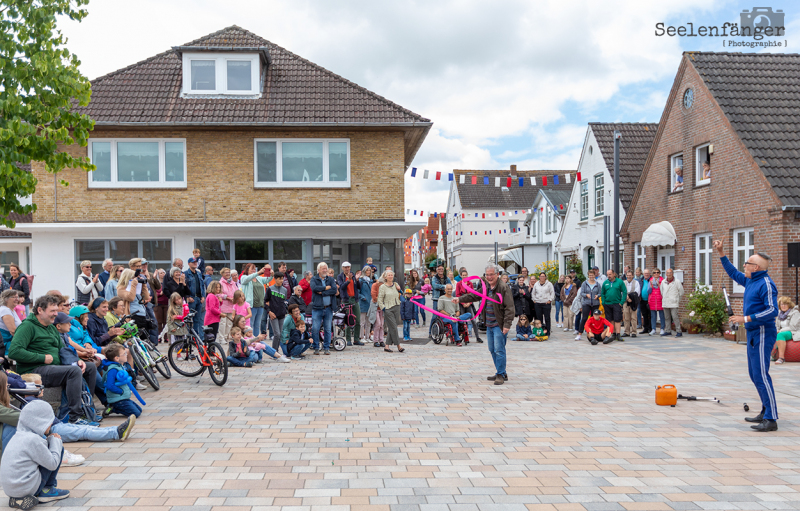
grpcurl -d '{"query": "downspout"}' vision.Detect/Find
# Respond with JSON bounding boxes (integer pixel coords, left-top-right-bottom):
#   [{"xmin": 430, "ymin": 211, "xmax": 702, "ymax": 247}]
[{"xmin": 53, "ymin": 172, "xmax": 57, "ymax": 222}]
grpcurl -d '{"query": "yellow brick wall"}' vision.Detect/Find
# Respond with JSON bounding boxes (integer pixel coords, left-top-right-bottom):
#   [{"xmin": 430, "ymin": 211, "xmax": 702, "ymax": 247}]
[{"xmin": 31, "ymin": 129, "xmax": 406, "ymax": 222}]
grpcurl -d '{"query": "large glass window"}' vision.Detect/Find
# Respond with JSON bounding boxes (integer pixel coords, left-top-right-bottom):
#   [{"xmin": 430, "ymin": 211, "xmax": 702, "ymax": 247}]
[
  {"xmin": 226, "ymin": 60, "xmax": 252, "ymax": 91},
  {"xmin": 696, "ymin": 144, "xmax": 711, "ymax": 186},
  {"xmin": 190, "ymin": 60, "xmax": 216, "ymax": 90},
  {"xmin": 671, "ymin": 153, "xmax": 684, "ymax": 193},
  {"xmin": 254, "ymin": 139, "xmax": 350, "ymax": 188},
  {"xmin": 195, "ymin": 239, "xmax": 306, "ymax": 276},
  {"xmin": 594, "ymin": 174, "xmax": 604, "ymax": 216},
  {"xmin": 634, "ymin": 242, "xmax": 646, "ymax": 272},
  {"xmin": 733, "ymin": 228, "xmax": 754, "ymax": 293},
  {"xmin": 88, "ymin": 139, "xmax": 186, "ymax": 188},
  {"xmin": 183, "ymin": 53, "xmax": 259, "ymax": 95},
  {"xmin": 696, "ymin": 233, "xmax": 713, "ymax": 289},
  {"xmin": 75, "ymin": 239, "xmax": 172, "ymax": 281},
  {"xmin": 580, "ymin": 180, "xmax": 588, "ymax": 220},
  {"xmin": 0, "ymin": 252, "xmax": 20, "ymax": 281}
]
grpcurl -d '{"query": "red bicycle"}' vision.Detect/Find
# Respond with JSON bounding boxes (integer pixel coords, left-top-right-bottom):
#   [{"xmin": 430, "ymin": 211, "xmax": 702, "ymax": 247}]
[{"xmin": 167, "ymin": 311, "xmax": 228, "ymax": 386}]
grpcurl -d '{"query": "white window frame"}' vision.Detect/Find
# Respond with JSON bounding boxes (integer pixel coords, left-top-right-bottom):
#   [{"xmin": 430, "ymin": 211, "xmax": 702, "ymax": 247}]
[
  {"xmin": 88, "ymin": 138, "xmax": 187, "ymax": 189},
  {"xmin": 696, "ymin": 143, "xmax": 711, "ymax": 187},
  {"xmin": 695, "ymin": 233, "xmax": 713, "ymax": 290},
  {"xmin": 594, "ymin": 174, "xmax": 604, "ymax": 217},
  {"xmin": 182, "ymin": 52, "xmax": 260, "ymax": 96},
  {"xmin": 580, "ymin": 180, "xmax": 588, "ymax": 220},
  {"xmin": 253, "ymin": 138, "xmax": 351, "ymax": 188},
  {"xmin": 732, "ymin": 228, "xmax": 754, "ymax": 294},
  {"xmin": 634, "ymin": 242, "xmax": 646, "ymax": 272},
  {"xmin": 671, "ymin": 153, "xmax": 684, "ymax": 193}
]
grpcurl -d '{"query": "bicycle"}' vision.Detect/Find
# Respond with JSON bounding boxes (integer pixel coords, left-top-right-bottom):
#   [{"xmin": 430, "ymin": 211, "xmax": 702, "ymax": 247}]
[
  {"xmin": 167, "ymin": 311, "xmax": 228, "ymax": 386},
  {"xmin": 115, "ymin": 320, "xmax": 162, "ymax": 390}
]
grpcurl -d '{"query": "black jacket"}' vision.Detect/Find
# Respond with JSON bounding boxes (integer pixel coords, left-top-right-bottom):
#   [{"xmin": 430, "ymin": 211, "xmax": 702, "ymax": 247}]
[{"xmin": 512, "ymin": 283, "xmax": 532, "ymax": 318}]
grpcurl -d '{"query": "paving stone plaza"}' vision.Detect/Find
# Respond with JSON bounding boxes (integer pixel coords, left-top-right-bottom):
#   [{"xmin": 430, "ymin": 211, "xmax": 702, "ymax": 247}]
[{"xmin": 3, "ymin": 324, "xmax": 800, "ymax": 511}]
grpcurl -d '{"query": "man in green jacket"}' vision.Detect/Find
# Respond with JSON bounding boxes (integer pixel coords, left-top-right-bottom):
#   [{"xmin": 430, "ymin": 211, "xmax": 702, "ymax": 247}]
[
  {"xmin": 8, "ymin": 295, "xmax": 98, "ymax": 425},
  {"xmin": 601, "ymin": 269, "xmax": 628, "ymax": 343}
]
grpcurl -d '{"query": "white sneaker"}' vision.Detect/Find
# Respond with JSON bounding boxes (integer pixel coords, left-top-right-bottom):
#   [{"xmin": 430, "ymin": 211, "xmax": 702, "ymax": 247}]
[
  {"xmin": 574, "ymin": 334, "xmax": 581, "ymax": 341},
  {"xmin": 63, "ymin": 450, "xmax": 85, "ymax": 467},
  {"xmin": 563, "ymin": 327, "xmax": 570, "ymax": 332},
  {"xmin": 135, "ymin": 382, "xmax": 147, "ymax": 390},
  {"xmin": 279, "ymin": 356, "xmax": 291, "ymax": 363},
  {"xmin": 649, "ymin": 330, "xmax": 656, "ymax": 336}
]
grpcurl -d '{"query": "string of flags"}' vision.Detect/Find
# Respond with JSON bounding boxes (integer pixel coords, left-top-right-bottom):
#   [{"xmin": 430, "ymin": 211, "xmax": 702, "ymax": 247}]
[
  {"xmin": 409, "ymin": 168, "xmax": 581, "ymax": 186},
  {"xmin": 405, "ymin": 204, "xmax": 567, "ymax": 219}
]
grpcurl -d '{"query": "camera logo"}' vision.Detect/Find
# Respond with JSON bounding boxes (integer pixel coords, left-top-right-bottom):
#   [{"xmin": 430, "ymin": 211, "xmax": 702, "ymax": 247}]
[{"xmin": 740, "ymin": 7, "xmax": 784, "ymax": 33}]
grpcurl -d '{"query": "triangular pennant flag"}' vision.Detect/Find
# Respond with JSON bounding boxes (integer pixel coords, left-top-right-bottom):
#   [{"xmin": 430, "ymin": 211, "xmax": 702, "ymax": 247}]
[
  {"xmin": 448, "ymin": 173, "xmax": 454, "ymax": 181},
  {"xmin": 519, "ymin": 177, "xmax": 524, "ymax": 187},
  {"xmin": 554, "ymin": 175, "xmax": 559, "ymax": 185},
  {"xmin": 411, "ymin": 167, "xmax": 417, "ymax": 177},
  {"xmin": 435, "ymin": 171, "xmax": 441, "ymax": 181},
  {"xmin": 506, "ymin": 177, "xmax": 512, "ymax": 188},
  {"xmin": 459, "ymin": 174, "xmax": 465, "ymax": 184},
  {"xmin": 423, "ymin": 169, "xmax": 429, "ymax": 179},
  {"xmin": 565, "ymin": 173, "xmax": 571, "ymax": 184},
  {"xmin": 494, "ymin": 177, "xmax": 500, "ymax": 187},
  {"xmin": 483, "ymin": 176, "xmax": 489, "ymax": 185},
  {"xmin": 471, "ymin": 176, "xmax": 477, "ymax": 185},
  {"xmin": 577, "ymin": 171, "xmax": 582, "ymax": 181},
  {"xmin": 531, "ymin": 177, "xmax": 536, "ymax": 186},
  {"xmin": 542, "ymin": 176, "xmax": 548, "ymax": 186}
]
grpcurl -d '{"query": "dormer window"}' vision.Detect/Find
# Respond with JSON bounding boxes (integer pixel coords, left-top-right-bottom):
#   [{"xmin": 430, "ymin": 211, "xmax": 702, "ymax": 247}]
[{"xmin": 182, "ymin": 52, "xmax": 260, "ymax": 96}]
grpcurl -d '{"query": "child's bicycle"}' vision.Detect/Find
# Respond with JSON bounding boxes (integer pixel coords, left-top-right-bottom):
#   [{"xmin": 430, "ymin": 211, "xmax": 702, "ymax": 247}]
[
  {"xmin": 114, "ymin": 317, "xmax": 170, "ymax": 390},
  {"xmin": 167, "ymin": 311, "xmax": 228, "ymax": 386}
]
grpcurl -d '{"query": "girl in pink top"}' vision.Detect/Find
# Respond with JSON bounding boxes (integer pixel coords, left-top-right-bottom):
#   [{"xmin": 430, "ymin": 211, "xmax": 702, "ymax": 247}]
[
  {"xmin": 204, "ymin": 280, "xmax": 223, "ymax": 340},
  {"xmin": 232, "ymin": 290, "xmax": 252, "ymax": 327}
]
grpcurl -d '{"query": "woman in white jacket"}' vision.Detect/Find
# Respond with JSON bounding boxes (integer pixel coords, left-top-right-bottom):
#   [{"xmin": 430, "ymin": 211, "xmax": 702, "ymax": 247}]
[
  {"xmin": 774, "ymin": 296, "xmax": 800, "ymax": 364},
  {"xmin": 75, "ymin": 260, "xmax": 104, "ymax": 305}
]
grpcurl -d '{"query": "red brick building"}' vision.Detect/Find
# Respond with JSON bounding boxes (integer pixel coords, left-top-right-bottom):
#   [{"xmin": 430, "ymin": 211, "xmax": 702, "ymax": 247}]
[{"xmin": 622, "ymin": 52, "xmax": 800, "ymax": 314}]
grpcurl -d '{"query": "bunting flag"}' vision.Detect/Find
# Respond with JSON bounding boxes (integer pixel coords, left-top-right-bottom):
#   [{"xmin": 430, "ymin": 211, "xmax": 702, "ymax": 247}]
[
  {"xmin": 494, "ymin": 177, "xmax": 500, "ymax": 187},
  {"xmin": 448, "ymin": 173, "xmax": 454, "ymax": 181},
  {"xmin": 435, "ymin": 171, "xmax": 441, "ymax": 181},
  {"xmin": 411, "ymin": 167, "xmax": 417, "ymax": 177},
  {"xmin": 565, "ymin": 173, "xmax": 571, "ymax": 184},
  {"xmin": 553, "ymin": 175, "xmax": 559, "ymax": 185},
  {"xmin": 471, "ymin": 176, "xmax": 477, "ymax": 185},
  {"xmin": 577, "ymin": 171, "xmax": 582, "ymax": 181},
  {"xmin": 531, "ymin": 176, "xmax": 536, "ymax": 186},
  {"xmin": 460, "ymin": 175, "xmax": 465, "ymax": 184},
  {"xmin": 506, "ymin": 177, "xmax": 512, "ymax": 188},
  {"xmin": 519, "ymin": 177, "xmax": 524, "ymax": 187},
  {"xmin": 423, "ymin": 169, "xmax": 429, "ymax": 179},
  {"xmin": 483, "ymin": 176, "xmax": 489, "ymax": 185},
  {"xmin": 542, "ymin": 176, "xmax": 548, "ymax": 186}
]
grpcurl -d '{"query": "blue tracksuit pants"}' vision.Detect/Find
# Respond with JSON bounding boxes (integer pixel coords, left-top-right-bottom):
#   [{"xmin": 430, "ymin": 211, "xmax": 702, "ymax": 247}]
[{"xmin": 747, "ymin": 325, "xmax": 778, "ymax": 420}]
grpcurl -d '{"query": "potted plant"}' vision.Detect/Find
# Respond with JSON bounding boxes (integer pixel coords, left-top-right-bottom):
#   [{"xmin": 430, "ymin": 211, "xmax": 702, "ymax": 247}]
[
  {"xmin": 682, "ymin": 315, "xmax": 701, "ymax": 335},
  {"xmin": 685, "ymin": 284, "xmax": 728, "ymax": 335}
]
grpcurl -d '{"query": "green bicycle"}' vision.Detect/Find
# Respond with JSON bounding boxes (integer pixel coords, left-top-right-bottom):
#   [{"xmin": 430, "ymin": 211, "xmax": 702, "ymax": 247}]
[{"xmin": 114, "ymin": 317, "xmax": 171, "ymax": 390}]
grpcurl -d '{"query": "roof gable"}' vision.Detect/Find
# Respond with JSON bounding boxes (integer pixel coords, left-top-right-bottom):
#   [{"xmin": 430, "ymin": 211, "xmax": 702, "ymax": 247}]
[
  {"xmin": 688, "ymin": 52, "xmax": 800, "ymax": 207},
  {"xmin": 589, "ymin": 122, "xmax": 658, "ymax": 210},
  {"xmin": 453, "ymin": 170, "xmax": 574, "ymax": 210}
]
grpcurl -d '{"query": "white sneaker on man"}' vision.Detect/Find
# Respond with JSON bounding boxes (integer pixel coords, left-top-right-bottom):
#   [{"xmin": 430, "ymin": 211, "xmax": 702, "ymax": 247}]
[
  {"xmin": 63, "ymin": 450, "xmax": 85, "ymax": 467},
  {"xmin": 278, "ymin": 356, "xmax": 291, "ymax": 363},
  {"xmin": 574, "ymin": 334, "xmax": 581, "ymax": 341}
]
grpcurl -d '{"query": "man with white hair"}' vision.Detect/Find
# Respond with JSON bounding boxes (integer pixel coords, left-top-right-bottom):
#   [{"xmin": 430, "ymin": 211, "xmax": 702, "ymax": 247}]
[
  {"xmin": 98, "ymin": 259, "xmax": 113, "ymax": 288},
  {"xmin": 715, "ymin": 239, "xmax": 779, "ymax": 432},
  {"xmin": 310, "ymin": 262, "xmax": 337, "ymax": 355},
  {"xmin": 456, "ymin": 264, "xmax": 515, "ymax": 385}
]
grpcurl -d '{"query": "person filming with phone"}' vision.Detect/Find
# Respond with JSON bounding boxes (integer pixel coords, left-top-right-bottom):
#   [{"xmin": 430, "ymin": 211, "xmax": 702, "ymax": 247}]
[{"xmin": 714, "ymin": 239, "xmax": 779, "ymax": 432}]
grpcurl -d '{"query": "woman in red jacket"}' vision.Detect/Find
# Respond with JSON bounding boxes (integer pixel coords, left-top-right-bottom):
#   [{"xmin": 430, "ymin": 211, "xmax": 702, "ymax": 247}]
[
  {"xmin": 299, "ymin": 271, "xmax": 313, "ymax": 308},
  {"xmin": 647, "ymin": 269, "xmax": 665, "ymax": 336}
]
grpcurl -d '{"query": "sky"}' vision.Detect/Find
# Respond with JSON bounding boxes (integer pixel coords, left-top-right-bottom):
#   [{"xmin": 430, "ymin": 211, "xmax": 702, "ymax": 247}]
[{"xmin": 57, "ymin": 0, "xmax": 799, "ymax": 218}]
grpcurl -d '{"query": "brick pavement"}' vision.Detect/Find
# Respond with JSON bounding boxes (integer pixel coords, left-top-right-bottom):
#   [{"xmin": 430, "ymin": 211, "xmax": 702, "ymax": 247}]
[{"xmin": 3, "ymin": 323, "xmax": 800, "ymax": 511}]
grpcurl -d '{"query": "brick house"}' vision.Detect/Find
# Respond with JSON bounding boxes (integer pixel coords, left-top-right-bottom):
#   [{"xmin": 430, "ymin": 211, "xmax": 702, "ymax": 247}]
[
  {"xmin": 621, "ymin": 52, "xmax": 800, "ymax": 315},
  {"xmin": 10, "ymin": 26, "xmax": 431, "ymax": 294}
]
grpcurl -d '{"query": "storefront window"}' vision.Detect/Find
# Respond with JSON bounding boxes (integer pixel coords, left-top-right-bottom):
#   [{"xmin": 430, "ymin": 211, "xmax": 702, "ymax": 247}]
[
  {"xmin": 195, "ymin": 239, "xmax": 307, "ymax": 276},
  {"xmin": 75, "ymin": 239, "xmax": 172, "ymax": 280}
]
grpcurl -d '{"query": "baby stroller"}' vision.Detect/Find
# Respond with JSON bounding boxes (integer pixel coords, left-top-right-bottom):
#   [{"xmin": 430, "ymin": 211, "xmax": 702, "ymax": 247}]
[{"xmin": 303, "ymin": 303, "xmax": 351, "ymax": 352}]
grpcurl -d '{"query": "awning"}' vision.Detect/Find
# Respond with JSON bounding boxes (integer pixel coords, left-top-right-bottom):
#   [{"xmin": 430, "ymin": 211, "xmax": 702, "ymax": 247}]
[
  {"xmin": 641, "ymin": 221, "xmax": 677, "ymax": 247},
  {"xmin": 488, "ymin": 248, "xmax": 523, "ymax": 266}
]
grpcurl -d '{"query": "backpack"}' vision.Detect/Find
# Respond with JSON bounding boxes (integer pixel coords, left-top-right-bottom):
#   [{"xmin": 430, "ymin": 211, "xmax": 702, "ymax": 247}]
[{"xmin": 57, "ymin": 378, "xmax": 98, "ymax": 423}]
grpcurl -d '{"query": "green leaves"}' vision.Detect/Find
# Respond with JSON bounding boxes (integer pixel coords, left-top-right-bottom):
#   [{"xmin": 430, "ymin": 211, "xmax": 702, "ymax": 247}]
[
  {"xmin": 686, "ymin": 284, "xmax": 728, "ymax": 334},
  {"xmin": 0, "ymin": 0, "xmax": 95, "ymax": 227}
]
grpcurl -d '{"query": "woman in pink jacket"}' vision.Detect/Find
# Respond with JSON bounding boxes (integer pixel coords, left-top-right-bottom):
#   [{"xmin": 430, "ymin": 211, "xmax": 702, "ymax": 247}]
[
  {"xmin": 218, "ymin": 267, "xmax": 240, "ymax": 342},
  {"xmin": 204, "ymin": 280, "xmax": 223, "ymax": 340},
  {"xmin": 648, "ymin": 269, "xmax": 665, "ymax": 336}
]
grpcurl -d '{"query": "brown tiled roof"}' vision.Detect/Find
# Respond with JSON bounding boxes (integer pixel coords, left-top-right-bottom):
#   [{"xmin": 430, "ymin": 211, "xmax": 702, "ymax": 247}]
[
  {"xmin": 688, "ymin": 52, "xmax": 800, "ymax": 206},
  {"xmin": 454, "ymin": 170, "xmax": 574, "ymax": 209},
  {"xmin": 589, "ymin": 123, "xmax": 658, "ymax": 210},
  {"xmin": 77, "ymin": 25, "xmax": 430, "ymax": 127},
  {"xmin": 0, "ymin": 212, "xmax": 32, "ymax": 238}
]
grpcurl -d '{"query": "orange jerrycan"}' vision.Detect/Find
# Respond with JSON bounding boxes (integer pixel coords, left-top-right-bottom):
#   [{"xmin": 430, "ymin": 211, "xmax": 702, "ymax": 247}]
[{"xmin": 656, "ymin": 385, "xmax": 677, "ymax": 406}]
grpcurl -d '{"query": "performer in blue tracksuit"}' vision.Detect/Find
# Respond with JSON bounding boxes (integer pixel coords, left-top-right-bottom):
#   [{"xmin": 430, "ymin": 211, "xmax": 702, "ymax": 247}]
[{"xmin": 714, "ymin": 239, "xmax": 778, "ymax": 432}]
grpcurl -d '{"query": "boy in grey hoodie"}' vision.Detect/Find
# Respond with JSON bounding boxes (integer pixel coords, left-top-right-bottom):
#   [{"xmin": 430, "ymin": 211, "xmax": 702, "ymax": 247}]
[{"xmin": 0, "ymin": 400, "xmax": 69, "ymax": 509}]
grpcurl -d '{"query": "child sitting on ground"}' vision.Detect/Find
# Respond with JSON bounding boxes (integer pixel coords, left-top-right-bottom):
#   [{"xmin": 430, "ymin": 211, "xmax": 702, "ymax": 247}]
[
  {"xmin": 101, "ymin": 344, "xmax": 146, "ymax": 418},
  {"xmin": 227, "ymin": 327, "xmax": 258, "ymax": 367},
  {"xmin": 0, "ymin": 400, "xmax": 69, "ymax": 509},
  {"xmin": 287, "ymin": 319, "xmax": 312, "ymax": 359},
  {"xmin": 532, "ymin": 319, "xmax": 548, "ymax": 341},
  {"xmin": 242, "ymin": 327, "xmax": 269, "ymax": 363},
  {"xmin": 165, "ymin": 292, "xmax": 190, "ymax": 341},
  {"xmin": 515, "ymin": 315, "xmax": 532, "ymax": 341}
]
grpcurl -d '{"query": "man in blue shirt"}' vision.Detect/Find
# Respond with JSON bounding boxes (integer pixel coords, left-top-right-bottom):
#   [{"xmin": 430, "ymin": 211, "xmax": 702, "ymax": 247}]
[
  {"xmin": 714, "ymin": 240, "xmax": 779, "ymax": 432},
  {"xmin": 184, "ymin": 258, "xmax": 207, "ymax": 337}
]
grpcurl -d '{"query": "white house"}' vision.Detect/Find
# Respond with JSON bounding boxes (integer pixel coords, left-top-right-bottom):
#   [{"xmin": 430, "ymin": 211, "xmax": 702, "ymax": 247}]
[
  {"xmin": 446, "ymin": 167, "xmax": 573, "ymax": 273},
  {"xmin": 508, "ymin": 187, "xmax": 573, "ymax": 266},
  {"xmin": 555, "ymin": 122, "xmax": 657, "ymax": 275}
]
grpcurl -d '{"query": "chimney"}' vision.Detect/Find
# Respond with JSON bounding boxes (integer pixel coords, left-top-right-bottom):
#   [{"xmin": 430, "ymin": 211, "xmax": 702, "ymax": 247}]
[{"xmin": 510, "ymin": 164, "xmax": 517, "ymax": 180}]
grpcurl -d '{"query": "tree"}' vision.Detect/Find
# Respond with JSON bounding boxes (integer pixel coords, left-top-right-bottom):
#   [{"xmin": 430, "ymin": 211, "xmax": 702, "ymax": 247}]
[{"xmin": 0, "ymin": 0, "xmax": 95, "ymax": 228}]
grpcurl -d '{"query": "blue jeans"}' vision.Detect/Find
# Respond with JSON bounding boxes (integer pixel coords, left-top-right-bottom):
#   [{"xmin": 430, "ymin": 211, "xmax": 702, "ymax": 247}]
[
  {"xmin": 650, "ymin": 309, "xmax": 666, "ymax": 332},
  {"xmin": 516, "ymin": 334, "xmax": 530, "ymax": 341},
  {"xmin": 554, "ymin": 301, "xmax": 563, "ymax": 322},
  {"xmin": 441, "ymin": 313, "xmax": 473, "ymax": 342},
  {"xmin": 51, "ymin": 421, "xmax": 118, "ymax": 442},
  {"xmin": 2, "ymin": 424, "xmax": 16, "ymax": 451},
  {"xmin": 486, "ymin": 325, "xmax": 508, "ymax": 376},
  {"xmin": 636, "ymin": 307, "xmax": 642, "ymax": 328},
  {"xmin": 110, "ymin": 399, "xmax": 142, "ymax": 418},
  {"xmin": 36, "ymin": 447, "xmax": 63, "ymax": 496},
  {"xmin": 251, "ymin": 307, "xmax": 265, "ymax": 337},
  {"xmin": 227, "ymin": 351, "xmax": 258, "ymax": 366},
  {"xmin": 414, "ymin": 302, "xmax": 425, "ymax": 324},
  {"xmin": 403, "ymin": 320, "xmax": 411, "ymax": 340},
  {"xmin": 312, "ymin": 307, "xmax": 333, "ymax": 350},
  {"xmin": 188, "ymin": 299, "xmax": 204, "ymax": 337},
  {"xmin": 289, "ymin": 341, "xmax": 312, "ymax": 357}
]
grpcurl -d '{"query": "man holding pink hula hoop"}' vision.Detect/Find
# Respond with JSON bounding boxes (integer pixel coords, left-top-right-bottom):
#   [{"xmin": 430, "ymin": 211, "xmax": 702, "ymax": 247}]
[{"xmin": 455, "ymin": 264, "xmax": 515, "ymax": 385}]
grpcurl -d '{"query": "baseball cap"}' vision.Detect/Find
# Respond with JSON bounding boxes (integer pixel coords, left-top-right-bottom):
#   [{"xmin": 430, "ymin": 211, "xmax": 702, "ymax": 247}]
[
  {"xmin": 404, "ymin": 288, "xmax": 412, "ymax": 293},
  {"xmin": 592, "ymin": 308, "xmax": 602, "ymax": 315},
  {"xmin": 592, "ymin": 266, "xmax": 600, "ymax": 271},
  {"xmin": 569, "ymin": 268, "xmax": 576, "ymax": 273},
  {"xmin": 342, "ymin": 261, "xmax": 351, "ymax": 267},
  {"xmin": 188, "ymin": 257, "xmax": 197, "ymax": 263},
  {"xmin": 141, "ymin": 258, "xmax": 149, "ymax": 264},
  {"xmin": 54, "ymin": 312, "xmax": 72, "ymax": 325}
]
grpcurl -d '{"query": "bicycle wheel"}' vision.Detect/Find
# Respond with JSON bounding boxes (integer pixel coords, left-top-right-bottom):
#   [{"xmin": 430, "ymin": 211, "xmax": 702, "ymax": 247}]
[
  {"xmin": 430, "ymin": 320, "xmax": 444, "ymax": 344},
  {"xmin": 206, "ymin": 342, "xmax": 228, "ymax": 386},
  {"xmin": 333, "ymin": 336, "xmax": 346, "ymax": 351},
  {"xmin": 148, "ymin": 342, "xmax": 171, "ymax": 379},
  {"xmin": 168, "ymin": 338, "xmax": 205, "ymax": 377},
  {"xmin": 131, "ymin": 342, "xmax": 159, "ymax": 390}
]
